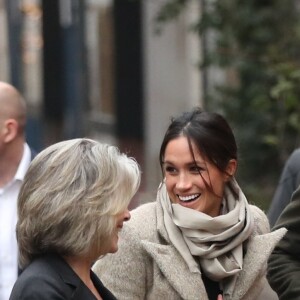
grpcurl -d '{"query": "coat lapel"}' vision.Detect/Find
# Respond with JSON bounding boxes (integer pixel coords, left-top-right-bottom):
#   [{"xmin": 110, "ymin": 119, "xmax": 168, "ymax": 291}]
[
  {"xmin": 71, "ymin": 282, "xmax": 96, "ymax": 300},
  {"xmin": 232, "ymin": 228, "xmax": 287, "ymax": 300},
  {"xmin": 143, "ymin": 228, "xmax": 286, "ymax": 300},
  {"xmin": 141, "ymin": 202, "xmax": 207, "ymax": 300},
  {"xmin": 153, "ymin": 200, "xmax": 286, "ymax": 300},
  {"xmin": 141, "ymin": 240, "xmax": 207, "ymax": 300},
  {"xmin": 47, "ymin": 254, "xmax": 99, "ymax": 300}
]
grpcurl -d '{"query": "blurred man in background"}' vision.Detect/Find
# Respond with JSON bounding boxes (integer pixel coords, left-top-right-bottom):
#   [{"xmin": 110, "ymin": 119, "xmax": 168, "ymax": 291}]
[
  {"xmin": 268, "ymin": 148, "xmax": 300, "ymax": 227},
  {"xmin": 0, "ymin": 81, "xmax": 35, "ymax": 300},
  {"xmin": 268, "ymin": 184, "xmax": 300, "ymax": 299}
]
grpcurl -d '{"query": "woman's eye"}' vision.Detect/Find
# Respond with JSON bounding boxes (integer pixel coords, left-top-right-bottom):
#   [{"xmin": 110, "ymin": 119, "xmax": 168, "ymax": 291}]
[
  {"xmin": 165, "ymin": 166, "xmax": 177, "ymax": 173},
  {"xmin": 190, "ymin": 166, "xmax": 202, "ymax": 173}
]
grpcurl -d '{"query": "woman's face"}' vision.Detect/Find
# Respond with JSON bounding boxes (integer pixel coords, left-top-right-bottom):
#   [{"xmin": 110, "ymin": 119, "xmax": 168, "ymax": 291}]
[
  {"xmin": 163, "ymin": 136, "xmax": 236, "ymax": 217},
  {"xmin": 107, "ymin": 208, "xmax": 131, "ymax": 254}
]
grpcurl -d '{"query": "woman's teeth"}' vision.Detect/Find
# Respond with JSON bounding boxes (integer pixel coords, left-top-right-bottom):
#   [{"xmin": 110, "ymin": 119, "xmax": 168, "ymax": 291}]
[{"xmin": 178, "ymin": 194, "xmax": 200, "ymax": 202}]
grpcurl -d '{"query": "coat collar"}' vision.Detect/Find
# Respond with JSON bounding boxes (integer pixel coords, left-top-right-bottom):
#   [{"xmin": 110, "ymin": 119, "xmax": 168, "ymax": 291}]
[
  {"xmin": 47, "ymin": 254, "xmax": 90, "ymax": 300},
  {"xmin": 141, "ymin": 202, "xmax": 286, "ymax": 300},
  {"xmin": 46, "ymin": 253, "xmax": 81, "ymax": 287},
  {"xmin": 231, "ymin": 228, "xmax": 286, "ymax": 300},
  {"xmin": 46, "ymin": 254, "xmax": 116, "ymax": 300},
  {"xmin": 141, "ymin": 202, "xmax": 206, "ymax": 299},
  {"xmin": 141, "ymin": 240, "xmax": 206, "ymax": 299}
]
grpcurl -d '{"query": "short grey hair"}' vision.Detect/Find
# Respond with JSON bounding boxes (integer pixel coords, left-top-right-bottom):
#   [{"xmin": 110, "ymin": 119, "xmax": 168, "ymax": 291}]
[{"xmin": 17, "ymin": 138, "xmax": 141, "ymax": 268}]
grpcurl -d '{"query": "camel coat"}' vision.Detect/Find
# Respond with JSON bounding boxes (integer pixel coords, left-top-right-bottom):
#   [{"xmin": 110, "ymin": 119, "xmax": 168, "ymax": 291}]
[{"xmin": 93, "ymin": 202, "xmax": 286, "ymax": 300}]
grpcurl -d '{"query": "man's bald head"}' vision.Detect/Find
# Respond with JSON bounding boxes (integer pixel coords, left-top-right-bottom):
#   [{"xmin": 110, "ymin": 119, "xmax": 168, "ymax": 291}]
[{"xmin": 0, "ymin": 82, "xmax": 27, "ymax": 133}]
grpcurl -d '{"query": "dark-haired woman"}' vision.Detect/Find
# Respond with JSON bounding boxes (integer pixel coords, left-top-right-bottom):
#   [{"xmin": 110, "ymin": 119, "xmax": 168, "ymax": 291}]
[{"xmin": 93, "ymin": 108, "xmax": 285, "ymax": 300}]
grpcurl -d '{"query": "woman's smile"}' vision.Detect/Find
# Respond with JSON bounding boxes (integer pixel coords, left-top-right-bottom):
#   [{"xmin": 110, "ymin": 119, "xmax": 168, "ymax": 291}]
[
  {"xmin": 177, "ymin": 193, "xmax": 201, "ymax": 208},
  {"xmin": 163, "ymin": 136, "xmax": 229, "ymax": 216},
  {"xmin": 177, "ymin": 193, "xmax": 201, "ymax": 202}
]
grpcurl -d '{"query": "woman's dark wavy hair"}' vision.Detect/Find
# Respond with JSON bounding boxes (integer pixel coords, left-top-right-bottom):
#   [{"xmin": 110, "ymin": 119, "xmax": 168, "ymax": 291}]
[{"xmin": 159, "ymin": 107, "xmax": 238, "ymax": 198}]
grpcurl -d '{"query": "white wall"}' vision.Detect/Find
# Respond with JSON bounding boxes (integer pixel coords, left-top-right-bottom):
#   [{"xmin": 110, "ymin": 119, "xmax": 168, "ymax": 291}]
[{"xmin": 143, "ymin": 0, "xmax": 203, "ymax": 194}]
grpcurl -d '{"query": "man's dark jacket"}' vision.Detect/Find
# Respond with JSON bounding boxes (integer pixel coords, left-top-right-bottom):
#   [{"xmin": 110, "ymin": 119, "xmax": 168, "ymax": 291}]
[{"xmin": 268, "ymin": 185, "xmax": 300, "ymax": 299}]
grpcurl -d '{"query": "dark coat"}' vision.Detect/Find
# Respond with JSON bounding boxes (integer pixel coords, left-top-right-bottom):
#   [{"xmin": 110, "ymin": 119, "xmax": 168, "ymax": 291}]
[
  {"xmin": 268, "ymin": 185, "xmax": 300, "ymax": 299},
  {"xmin": 10, "ymin": 254, "xmax": 116, "ymax": 300},
  {"xmin": 268, "ymin": 148, "xmax": 300, "ymax": 227}
]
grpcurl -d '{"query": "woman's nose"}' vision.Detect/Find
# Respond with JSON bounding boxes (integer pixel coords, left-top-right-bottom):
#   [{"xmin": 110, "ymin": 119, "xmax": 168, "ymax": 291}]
[
  {"xmin": 176, "ymin": 173, "xmax": 192, "ymax": 190},
  {"xmin": 123, "ymin": 209, "xmax": 131, "ymax": 222}
]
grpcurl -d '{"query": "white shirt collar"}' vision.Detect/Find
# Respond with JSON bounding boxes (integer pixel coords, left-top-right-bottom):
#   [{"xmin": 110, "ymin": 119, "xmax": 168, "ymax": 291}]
[{"xmin": 14, "ymin": 143, "xmax": 31, "ymax": 182}]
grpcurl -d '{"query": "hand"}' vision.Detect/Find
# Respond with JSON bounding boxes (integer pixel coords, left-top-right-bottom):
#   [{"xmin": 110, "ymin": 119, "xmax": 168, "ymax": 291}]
[{"xmin": 217, "ymin": 294, "xmax": 223, "ymax": 300}]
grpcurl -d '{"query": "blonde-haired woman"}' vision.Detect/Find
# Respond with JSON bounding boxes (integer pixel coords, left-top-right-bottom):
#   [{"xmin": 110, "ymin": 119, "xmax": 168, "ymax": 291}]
[{"xmin": 10, "ymin": 138, "xmax": 140, "ymax": 300}]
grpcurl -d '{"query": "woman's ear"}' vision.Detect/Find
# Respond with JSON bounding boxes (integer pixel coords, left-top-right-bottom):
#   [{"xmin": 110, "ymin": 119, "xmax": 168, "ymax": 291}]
[{"xmin": 225, "ymin": 159, "xmax": 237, "ymax": 181}]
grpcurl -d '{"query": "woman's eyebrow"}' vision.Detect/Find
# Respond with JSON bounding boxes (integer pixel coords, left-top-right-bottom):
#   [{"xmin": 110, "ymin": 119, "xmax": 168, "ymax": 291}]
[
  {"xmin": 163, "ymin": 160, "xmax": 206, "ymax": 166},
  {"xmin": 189, "ymin": 160, "xmax": 206, "ymax": 166}
]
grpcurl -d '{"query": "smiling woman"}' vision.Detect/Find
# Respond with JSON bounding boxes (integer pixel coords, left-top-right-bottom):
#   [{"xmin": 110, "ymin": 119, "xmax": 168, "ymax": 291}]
[
  {"xmin": 162, "ymin": 136, "xmax": 236, "ymax": 216},
  {"xmin": 93, "ymin": 108, "xmax": 286, "ymax": 300}
]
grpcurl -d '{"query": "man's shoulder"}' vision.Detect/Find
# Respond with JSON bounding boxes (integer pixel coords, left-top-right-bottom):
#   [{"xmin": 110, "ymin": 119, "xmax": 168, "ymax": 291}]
[{"xmin": 286, "ymin": 148, "xmax": 300, "ymax": 171}]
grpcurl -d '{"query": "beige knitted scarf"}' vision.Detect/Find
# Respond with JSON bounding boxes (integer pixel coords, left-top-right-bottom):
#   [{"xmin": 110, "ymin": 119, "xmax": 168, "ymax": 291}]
[{"xmin": 158, "ymin": 178, "xmax": 254, "ymax": 297}]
